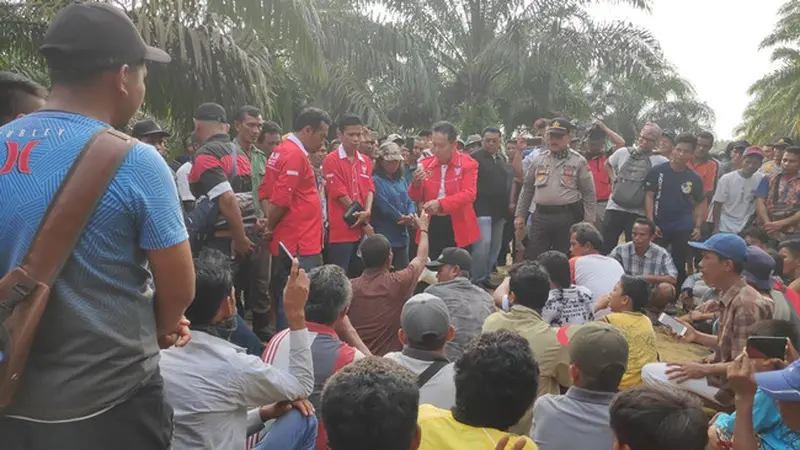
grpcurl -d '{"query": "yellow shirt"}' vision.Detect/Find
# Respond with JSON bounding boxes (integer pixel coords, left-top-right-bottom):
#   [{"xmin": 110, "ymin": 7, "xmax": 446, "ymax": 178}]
[
  {"xmin": 604, "ymin": 312, "xmax": 658, "ymax": 388},
  {"xmin": 418, "ymin": 404, "xmax": 537, "ymax": 450}
]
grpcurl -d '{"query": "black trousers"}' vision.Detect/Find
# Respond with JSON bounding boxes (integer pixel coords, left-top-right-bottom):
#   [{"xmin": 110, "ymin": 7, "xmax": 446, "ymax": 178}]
[
  {"xmin": 0, "ymin": 371, "xmax": 172, "ymax": 450},
  {"xmin": 602, "ymin": 209, "xmax": 641, "ymax": 255},
  {"xmin": 657, "ymin": 228, "xmax": 692, "ymax": 288},
  {"xmin": 429, "ymin": 215, "xmax": 458, "ymax": 261}
]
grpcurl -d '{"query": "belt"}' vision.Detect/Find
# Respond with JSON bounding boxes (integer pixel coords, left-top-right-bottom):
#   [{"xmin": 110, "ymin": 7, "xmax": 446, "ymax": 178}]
[
  {"xmin": 214, "ymin": 230, "xmax": 234, "ymax": 238},
  {"xmin": 536, "ymin": 202, "xmax": 579, "ymax": 214}
]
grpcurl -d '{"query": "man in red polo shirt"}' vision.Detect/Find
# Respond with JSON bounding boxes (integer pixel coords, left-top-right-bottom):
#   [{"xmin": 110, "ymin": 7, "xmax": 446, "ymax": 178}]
[
  {"xmin": 323, "ymin": 113, "xmax": 375, "ymax": 276},
  {"xmin": 409, "ymin": 120, "xmax": 479, "ymax": 259},
  {"xmin": 259, "ymin": 107, "xmax": 329, "ymax": 330}
]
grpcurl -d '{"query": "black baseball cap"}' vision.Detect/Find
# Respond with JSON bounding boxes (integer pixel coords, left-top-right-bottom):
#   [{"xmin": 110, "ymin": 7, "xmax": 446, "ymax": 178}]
[
  {"xmin": 773, "ymin": 137, "xmax": 795, "ymax": 148},
  {"xmin": 131, "ymin": 119, "xmax": 171, "ymax": 139},
  {"xmin": 546, "ymin": 117, "xmax": 575, "ymax": 135},
  {"xmin": 193, "ymin": 103, "xmax": 227, "ymax": 123},
  {"xmin": 39, "ymin": 3, "xmax": 171, "ymax": 69},
  {"xmin": 426, "ymin": 247, "xmax": 472, "ymax": 272}
]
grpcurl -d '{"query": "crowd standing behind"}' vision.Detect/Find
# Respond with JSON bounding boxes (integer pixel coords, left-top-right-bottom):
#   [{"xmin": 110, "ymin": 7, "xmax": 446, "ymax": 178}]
[{"xmin": 5, "ymin": 3, "xmax": 800, "ymax": 450}]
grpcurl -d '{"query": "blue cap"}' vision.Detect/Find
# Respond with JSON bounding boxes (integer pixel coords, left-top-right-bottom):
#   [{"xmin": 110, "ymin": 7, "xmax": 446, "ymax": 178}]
[
  {"xmin": 688, "ymin": 233, "xmax": 748, "ymax": 263},
  {"xmin": 755, "ymin": 360, "xmax": 800, "ymax": 402}
]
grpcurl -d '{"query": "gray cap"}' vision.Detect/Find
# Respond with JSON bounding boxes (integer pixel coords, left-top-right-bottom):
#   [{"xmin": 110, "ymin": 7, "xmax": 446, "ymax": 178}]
[
  {"xmin": 401, "ymin": 293, "xmax": 450, "ymax": 346},
  {"xmin": 465, "ymin": 134, "xmax": 482, "ymax": 147}
]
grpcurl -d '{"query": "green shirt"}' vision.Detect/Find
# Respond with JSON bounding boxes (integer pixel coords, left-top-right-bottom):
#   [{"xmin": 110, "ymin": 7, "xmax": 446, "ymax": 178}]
[{"xmin": 236, "ymin": 140, "xmax": 268, "ymax": 218}]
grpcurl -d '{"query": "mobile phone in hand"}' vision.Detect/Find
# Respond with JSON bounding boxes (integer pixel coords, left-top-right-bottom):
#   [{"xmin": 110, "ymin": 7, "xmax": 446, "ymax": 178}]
[
  {"xmin": 746, "ymin": 336, "xmax": 787, "ymax": 359},
  {"xmin": 658, "ymin": 313, "xmax": 687, "ymax": 337},
  {"xmin": 278, "ymin": 241, "xmax": 294, "ymax": 271}
]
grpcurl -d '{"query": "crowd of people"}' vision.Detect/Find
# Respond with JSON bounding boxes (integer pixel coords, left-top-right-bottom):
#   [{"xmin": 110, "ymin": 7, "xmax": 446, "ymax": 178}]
[{"xmin": 2, "ymin": 2, "xmax": 800, "ymax": 450}]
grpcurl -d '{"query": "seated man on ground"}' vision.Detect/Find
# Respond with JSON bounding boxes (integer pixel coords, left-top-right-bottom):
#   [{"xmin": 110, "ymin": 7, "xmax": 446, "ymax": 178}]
[
  {"xmin": 160, "ymin": 250, "xmax": 316, "ymax": 450},
  {"xmin": 349, "ymin": 212, "xmax": 430, "ymax": 355},
  {"xmin": 259, "ymin": 264, "xmax": 364, "ymax": 450},
  {"xmin": 483, "ymin": 260, "xmax": 578, "ymax": 434},
  {"xmin": 597, "ymin": 275, "xmax": 658, "ymax": 389},
  {"xmin": 424, "ymin": 247, "xmax": 495, "ymax": 361},
  {"xmin": 708, "ymin": 320, "xmax": 800, "ymax": 449},
  {"xmin": 609, "ymin": 385, "xmax": 709, "ymax": 450},
  {"xmin": 321, "ymin": 357, "xmax": 421, "ymax": 450},
  {"xmin": 417, "ymin": 330, "xmax": 538, "ymax": 450},
  {"xmin": 537, "ymin": 250, "xmax": 594, "ymax": 325},
  {"xmin": 642, "ymin": 234, "xmax": 774, "ymax": 403},
  {"xmin": 568, "ymin": 221, "xmax": 624, "ymax": 304},
  {"xmin": 532, "ymin": 323, "xmax": 628, "ymax": 450},
  {"xmin": 385, "ymin": 293, "xmax": 457, "ymax": 410},
  {"xmin": 608, "ymin": 218, "xmax": 677, "ymax": 290}
]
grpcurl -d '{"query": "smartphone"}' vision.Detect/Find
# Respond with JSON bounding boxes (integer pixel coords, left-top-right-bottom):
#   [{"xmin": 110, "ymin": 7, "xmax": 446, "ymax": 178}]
[
  {"xmin": 747, "ymin": 336, "xmax": 787, "ymax": 359},
  {"xmin": 278, "ymin": 241, "xmax": 294, "ymax": 271},
  {"xmin": 658, "ymin": 313, "xmax": 687, "ymax": 337}
]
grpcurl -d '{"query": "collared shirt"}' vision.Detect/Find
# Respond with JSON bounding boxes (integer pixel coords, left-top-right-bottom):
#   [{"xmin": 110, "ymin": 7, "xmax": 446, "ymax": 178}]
[
  {"xmin": 609, "ymin": 241, "xmax": 678, "ymax": 279},
  {"xmin": 532, "ymin": 386, "xmax": 616, "ymax": 450},
  {"xmin": 472, "ymin": 148, "xmax": 513, "ymax": 218},
  {"xmin": 714, "ymin": 278, "xmax": 774, "ymax": 364},
  {"xmin": 483, "ymin": 305, "xmax": 578, "ymax": 435},
  {"xmin": 322, "ymin": 146, "xmax": 375, "ymax": 243},
  {"xmin": 516, "ymin": 148, "xmax": 597, "ymax": 222},
  {"xmin": 384, "ymin": 348, "xmax": 456, "ymax": 410},
  {"xmin": 349, "ymin": 258, "xmax": 426, "ymax": 355},
  {"xmin": 372, "ymin": 173, "xmax": 416, "ymax": 248},
  {"xmin": 424, "ymin": 277, "xmax": 495, "ymax": 361},
  {"xmin": 259, "ymin": 136, "xmax": 323, "ymax": 256},
  {"xmin": 236, "ymin": 140, "xmax": 268, "ymax": 218},
  {"xmin": 159, "ymin": 329, "xmax": 314, "ymax": 450},
  {"xmin": 756, "ymin": 171, "xmax": 800, "ymax": 235}
]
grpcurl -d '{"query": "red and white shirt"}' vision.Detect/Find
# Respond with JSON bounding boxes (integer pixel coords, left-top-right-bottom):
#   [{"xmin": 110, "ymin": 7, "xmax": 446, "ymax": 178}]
[
  {"xmin": 322, "ymin": 146, "xmax": 375, "ymax": 243},
  {"xmin": 258, "ymin": 135, "xmax": 322, "ymax": 256}
]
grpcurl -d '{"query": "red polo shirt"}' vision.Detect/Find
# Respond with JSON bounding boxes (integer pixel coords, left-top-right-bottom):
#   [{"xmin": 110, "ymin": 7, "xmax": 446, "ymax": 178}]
[
  {"xmin": 258, "ymin": 136, "xmax": 323, "ymax": 256},
  {"xmin": 322, "ymin": 146, "xmax": 375, "ymax": 244}
]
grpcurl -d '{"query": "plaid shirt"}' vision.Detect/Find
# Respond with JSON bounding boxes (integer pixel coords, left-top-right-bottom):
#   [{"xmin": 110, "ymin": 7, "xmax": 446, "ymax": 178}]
[
  {"xmin": 609, "ymin": 242, "xmax": 678, "ymax": 279},
  {"xmin": 713, "ymin": 278, "xmax": 774, "ymax": 364}
]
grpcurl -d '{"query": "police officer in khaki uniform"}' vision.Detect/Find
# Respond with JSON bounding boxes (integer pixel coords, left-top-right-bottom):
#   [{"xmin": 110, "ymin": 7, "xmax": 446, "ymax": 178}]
[{"xmin": 514, "ymin": 118, "xmax": 597, "ymax": 259}]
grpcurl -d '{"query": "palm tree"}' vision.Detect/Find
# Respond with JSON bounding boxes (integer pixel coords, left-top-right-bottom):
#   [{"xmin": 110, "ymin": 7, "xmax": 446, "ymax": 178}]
[{"xmin": 737, "ymin": 0, "xmax": 800, "ymax": 143}]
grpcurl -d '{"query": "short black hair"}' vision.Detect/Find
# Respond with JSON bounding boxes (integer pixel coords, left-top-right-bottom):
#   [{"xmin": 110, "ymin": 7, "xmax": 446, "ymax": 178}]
[
  {"xmin": 185, "ymin": 248, "xmax": 233, "ymax": 326},
  {"xmin": 785, "ymin": 145, "xmax": 800, "ymax": 157},
  {"xmin": 633, "ymin": 217, "xmax": 657, "ymax": 235},
  {"xmin": 610, "ymin": 385, "xmax": 708, "ymax": 450},
  {"xmin": 569, "ymin": 222, "xmax": 603, "ymax": 251},
  {"xmin": 257, "ymin": 120, "xmax": 282, "ymax": 144},
  {"xmin": 337, "ymin": 113, "xmax": 363, "ymax": 132},
  {"xmin": 537, "ymin": 250, "xmax": 570, "ymax": 290},
  {"xmin": 742, "ymin": 226, "xmax": 770, "ymax": 245},
  {"xmin": 508, "ymin": 261, "xmax": 551, "ymax": 312},
  {"xmin": 619, "ymin": 275, "xmax": 652, "ymax": 312},
  {"xmin": 417, "ymin": 129, "xmax": 432, "ymax": 138},
  {"xmin": 780, "ymin": 239, "xmax": 800, "ymax": 258},
  {"xmin": 235, "ymin": 105, "xmax": 261, "ymax": 123},
  {"xmin": 748, "ymin": 320, "xmax": 800, "ymax": 350},
  {"xmin": 506, "ymin": 139, "xmax": 517, "ymax": 145},
  {"xmin": 587, "ymin": 125, "xmax": 607, "ymax": 140},
  {"xmin": 696, "ymin": 130, "xmax": 714, "ymax": 145},
  {"xmin": 767, "ymin": 248, "xmax": 784, "ymax": 278},
  {"xmin": 305, "ymin": 265, "xmax": 352, "ymax": 325},
  {"xmin": 675, "ymin": 132, "xmax": 698, "ymax": 149},
  {"xmin": 661, "ymin": 131, "xmax": 675, "ymax": 145},
  {"xmin": 360, "ymin": 234, "xmax": 391, "ymax": 269},
  {"xmin": 48, "ymin": 58, "xmax": 145, "ymax": 85},
  {"xmin": 453, "ymin": 330, "xmax": 539, "ymax": 431},
  {"xmin": 0, "ymin": 72, "xmax": 47, "ymax": 124},
  {"xmin": 293, "ymin": 107, "xmax": 331, "ymax": 133},
  {"xmin": 482, "ymin": 126, "xmax": 501, "ymax": 137},
  {"xmin": 432, "ymin": 121, "xmax": 458, "ymax": 143},
  {"xmin": 321, "ymin": 357, "xmax": 419, "ymax": 450}
]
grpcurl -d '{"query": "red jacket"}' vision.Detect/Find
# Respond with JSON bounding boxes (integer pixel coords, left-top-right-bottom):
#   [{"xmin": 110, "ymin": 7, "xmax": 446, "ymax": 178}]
[{"xmin": 409, "ymin": 151, "xmax": 479, "ymax": 247}]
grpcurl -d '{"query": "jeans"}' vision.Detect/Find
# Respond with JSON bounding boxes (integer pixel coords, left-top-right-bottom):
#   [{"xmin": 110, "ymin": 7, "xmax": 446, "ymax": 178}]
[
  {"xmin": 392, "ymin": 245, "xmax": 410, "ymax": 270},
  {"xmin": 230, "ymin": 315, "xmax": 266, "ymax": 356},
  {"xmin": 253, "ymin": 409, "xmax": 318, "ymax": 450},
  {"xmin": 271, "ymin": 254, "xmax": 323, "ymax": 331},
  {"xmin": 326, "ymin": 241, "xmax": 364, "ymax": 277},
  {"xmin": 471, "ymin": 216, "xmax": 506, "ymax": 284}
]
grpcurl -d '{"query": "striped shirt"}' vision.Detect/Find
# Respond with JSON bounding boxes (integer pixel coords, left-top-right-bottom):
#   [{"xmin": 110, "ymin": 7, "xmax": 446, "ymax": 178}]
[
  {"xmin": 248, "ymin": 322, "xmax": 363, "ymax": 449},
  {"xmin": 609, "ymin": 241, "xmax": 678, "ymax": 279}
]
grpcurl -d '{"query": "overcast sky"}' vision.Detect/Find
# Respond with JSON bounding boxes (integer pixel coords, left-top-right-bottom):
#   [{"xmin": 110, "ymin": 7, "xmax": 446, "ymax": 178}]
[{"xmin": 588, "ymin": 0, "xmax": 784, "ymax": 139}]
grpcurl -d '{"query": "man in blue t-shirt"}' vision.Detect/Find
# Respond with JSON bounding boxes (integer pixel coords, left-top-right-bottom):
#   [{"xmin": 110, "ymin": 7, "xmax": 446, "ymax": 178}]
[
  {"xmin": 0, "ymin": 4, "xmax": 194, "ymax": 450},
  {"xmin": 644, "ymin": 132, "xmax": 706, "ymax": 287}
]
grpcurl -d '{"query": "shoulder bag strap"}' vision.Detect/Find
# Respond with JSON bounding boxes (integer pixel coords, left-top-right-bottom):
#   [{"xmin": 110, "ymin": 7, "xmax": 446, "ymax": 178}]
[
  {"xmin": 20, "ymin": 128, "xmax": 135, "ymax": 286},
  {"xmin": 417, "ymin": 359, "xmax": 449, "ymax": 388}
]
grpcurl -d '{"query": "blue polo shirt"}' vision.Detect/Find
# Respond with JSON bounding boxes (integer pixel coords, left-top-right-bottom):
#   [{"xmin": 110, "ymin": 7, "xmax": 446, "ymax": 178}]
[
  {"xmin": 0, "ymin": 111, "xmax": 187, "ymax": 420},
  {"xmin": 645, "ymin": 162, "xmax": 704, "ymax": 233}
]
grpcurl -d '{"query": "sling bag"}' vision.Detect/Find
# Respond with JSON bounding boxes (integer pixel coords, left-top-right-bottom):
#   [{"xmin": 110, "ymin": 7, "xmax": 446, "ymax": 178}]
[{"xmin": 0, "ymin": 128, "xmax": 134, "ymax": 411}]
